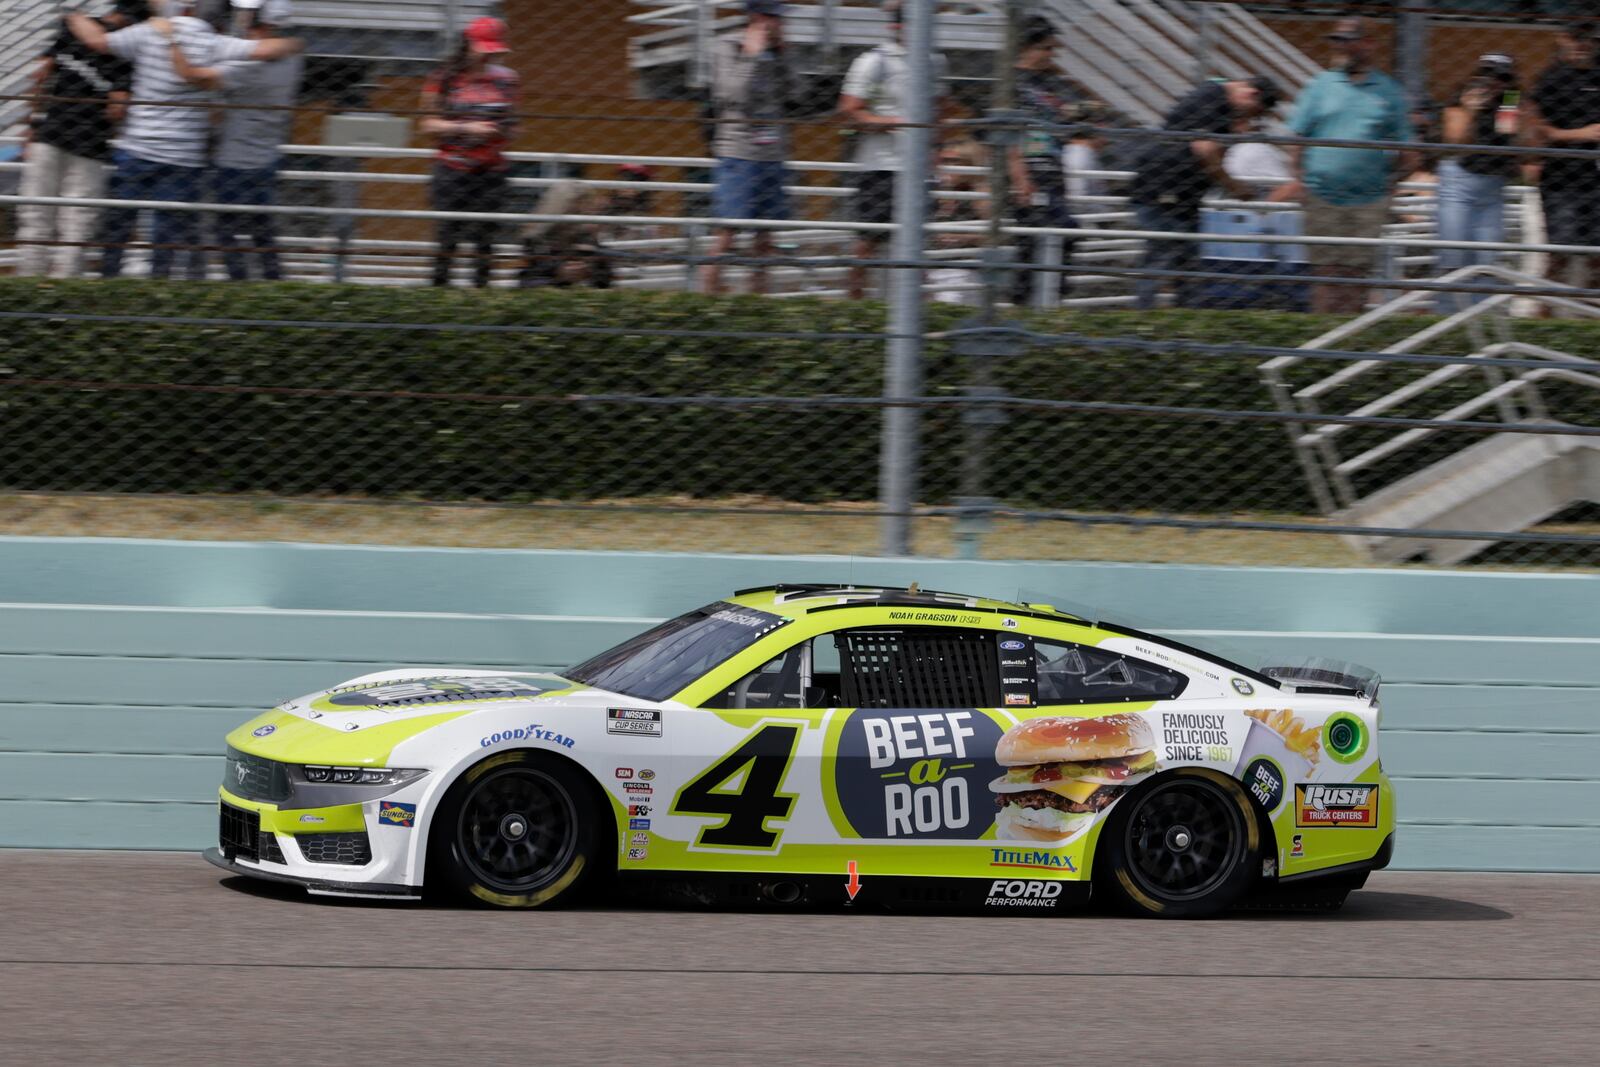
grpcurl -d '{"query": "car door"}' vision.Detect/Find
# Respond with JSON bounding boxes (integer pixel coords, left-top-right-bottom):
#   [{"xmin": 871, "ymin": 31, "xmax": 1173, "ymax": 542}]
[{"xmin": 822, "ymin": 624, "xmax": 1011, "ymax": 844}]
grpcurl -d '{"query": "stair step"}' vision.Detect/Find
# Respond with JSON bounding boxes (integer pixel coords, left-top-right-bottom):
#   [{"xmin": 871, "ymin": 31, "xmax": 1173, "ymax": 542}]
[{"xmin": 1336, "ymin": 432, "xmax": 1600, "ymax": 564}]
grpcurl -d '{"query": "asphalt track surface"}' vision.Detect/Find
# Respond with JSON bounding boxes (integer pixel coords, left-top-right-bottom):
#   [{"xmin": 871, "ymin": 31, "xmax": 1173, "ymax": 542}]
[{"xmin": 3, "ymin": 853, "xmax": 1597, "ymax": 1066}]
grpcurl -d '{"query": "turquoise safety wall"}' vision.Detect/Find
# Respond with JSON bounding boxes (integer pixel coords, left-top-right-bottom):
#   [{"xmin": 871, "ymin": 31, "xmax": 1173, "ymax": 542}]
[{"xmin": 1, "ymin": 536, "xmax": 1596, "ymax": 872}]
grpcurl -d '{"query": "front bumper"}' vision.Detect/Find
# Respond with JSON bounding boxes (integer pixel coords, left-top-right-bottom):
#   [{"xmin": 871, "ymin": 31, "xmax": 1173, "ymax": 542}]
[
  {"xmin": 213, "ymin": 786, "xmax": 425, "ymax": 898},
  {"xmin": 203, "ymin": 847, "xmax": 421, "ymax": 900}
]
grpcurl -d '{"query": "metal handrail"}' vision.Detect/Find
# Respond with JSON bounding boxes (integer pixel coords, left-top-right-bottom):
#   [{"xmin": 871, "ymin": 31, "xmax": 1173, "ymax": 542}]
[
  {"xmin": 1333, "ymin": 367, "xmax": 1600, "ymax": 478},
  {"xmin": 1260, "ymin": 263, "xmax": 1600, "ymax": 514}
]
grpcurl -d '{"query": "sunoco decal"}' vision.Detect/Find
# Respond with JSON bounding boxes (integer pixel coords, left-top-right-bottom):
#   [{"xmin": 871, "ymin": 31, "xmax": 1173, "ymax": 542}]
[
  {"xmin": 1295, "ymin": 783, "xmax": 1379, "ymax": 827},
  {"xmin": 833, "ymin": 709, "xmax": 1003, "ymax": 838},
  {"xmin": 377, "ymin": 801, "xmax": 416, "ymax": 828}
]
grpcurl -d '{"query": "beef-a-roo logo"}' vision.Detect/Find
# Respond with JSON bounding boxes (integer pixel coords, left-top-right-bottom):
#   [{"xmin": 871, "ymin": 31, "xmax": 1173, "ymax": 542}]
[{"xmin": 1295, "ymin": 783, "xmax": 1378, "ymax": 827}]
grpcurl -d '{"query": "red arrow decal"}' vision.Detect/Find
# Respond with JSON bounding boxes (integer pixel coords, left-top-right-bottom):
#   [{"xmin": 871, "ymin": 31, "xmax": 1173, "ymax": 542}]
[{"xmin": 846, "ymin": 860, "xmax": 862, "ymax": 901}]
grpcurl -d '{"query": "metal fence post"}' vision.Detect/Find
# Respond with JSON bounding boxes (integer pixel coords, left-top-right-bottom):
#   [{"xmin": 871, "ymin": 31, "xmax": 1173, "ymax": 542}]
[
  {"xmin": 1397, "ymin": 0, "xmax": 1428, "ymax": 108},
  {"xmin": 879, "ymin": 0, "xmax": 935, "ymax": 557}
]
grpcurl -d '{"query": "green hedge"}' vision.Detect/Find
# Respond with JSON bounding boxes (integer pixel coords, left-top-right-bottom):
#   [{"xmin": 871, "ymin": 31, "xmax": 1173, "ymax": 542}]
[{"xmin": 2, "ymin": 280, "xmax": 1597, "ymax": 514}]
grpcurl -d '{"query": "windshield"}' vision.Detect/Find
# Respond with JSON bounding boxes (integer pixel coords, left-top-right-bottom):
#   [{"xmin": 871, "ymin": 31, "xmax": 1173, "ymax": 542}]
[{"xmin": 565, "ymin": 601, "xmax": 789, "ymax": 702}]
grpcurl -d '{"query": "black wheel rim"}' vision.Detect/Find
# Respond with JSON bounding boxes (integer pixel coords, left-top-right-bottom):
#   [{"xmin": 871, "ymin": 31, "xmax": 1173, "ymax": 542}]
[
  {"xmin": 457, "ymin": 767, "xmax": 578, "ymax": 894},
  {"xmin": 1123, "ymin": 777, "xmax": 1245, "ymax": 903}
]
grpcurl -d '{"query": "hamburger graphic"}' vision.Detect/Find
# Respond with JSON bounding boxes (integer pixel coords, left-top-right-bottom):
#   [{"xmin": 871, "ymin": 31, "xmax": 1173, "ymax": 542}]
[{"xmin": 991, "ymin": 714, "xmax": 1158, "ymax": 841}]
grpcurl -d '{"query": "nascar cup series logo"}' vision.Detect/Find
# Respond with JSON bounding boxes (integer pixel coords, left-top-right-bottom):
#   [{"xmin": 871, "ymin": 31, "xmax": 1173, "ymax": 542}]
[{"xmin": 833, "ymin": 710, "xmax": 1004, "ymax": 838}]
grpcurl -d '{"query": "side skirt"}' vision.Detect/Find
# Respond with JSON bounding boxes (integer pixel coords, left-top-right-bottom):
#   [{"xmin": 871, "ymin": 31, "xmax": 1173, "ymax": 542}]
[{"xmin": 613, "ymin": 870, "xmax": 1094, "ymax": 914}]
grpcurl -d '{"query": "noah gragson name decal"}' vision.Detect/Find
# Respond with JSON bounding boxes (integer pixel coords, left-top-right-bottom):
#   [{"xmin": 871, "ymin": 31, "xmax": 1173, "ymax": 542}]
[{"xmin": 1160, "ymin": 711, "xmax": 1232, "ymax": 763}]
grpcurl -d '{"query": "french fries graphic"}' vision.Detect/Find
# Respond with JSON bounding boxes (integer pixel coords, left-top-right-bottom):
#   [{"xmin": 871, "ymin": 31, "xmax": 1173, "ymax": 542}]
[{"xmin": 1245, "ymin": 707, "xmax": 1322, "ymax": 764}]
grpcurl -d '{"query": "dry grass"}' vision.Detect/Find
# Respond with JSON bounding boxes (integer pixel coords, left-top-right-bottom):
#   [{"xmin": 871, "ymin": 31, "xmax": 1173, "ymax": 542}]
[{"xmin": 0, "ymin": 492, "xmax": 1375, "ymax": 567}]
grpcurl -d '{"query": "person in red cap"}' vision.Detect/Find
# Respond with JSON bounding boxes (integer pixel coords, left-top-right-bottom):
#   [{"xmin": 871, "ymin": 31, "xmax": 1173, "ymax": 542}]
[{"xmin": 419, "ymin": 16, "xmax": 521, "ymax": 287}]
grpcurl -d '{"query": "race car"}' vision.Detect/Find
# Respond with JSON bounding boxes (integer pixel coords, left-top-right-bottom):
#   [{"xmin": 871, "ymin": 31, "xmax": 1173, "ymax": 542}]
[{"xmin": 205, "ymin": 583, "xmax": 1395, "ymax": 918}]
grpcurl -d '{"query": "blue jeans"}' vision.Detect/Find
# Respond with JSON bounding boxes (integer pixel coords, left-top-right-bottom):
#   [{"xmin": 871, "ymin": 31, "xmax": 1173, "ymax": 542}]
[
  {"xmin": 711, "ymin": 158, "xmax": 789, "ymax": 221},
  {"xmin": 1435, "ymin": 160, "xmax": 1507, "ymax": 310},
  {"xmin": 1134, "ymin": 202, "xmax": 1202, "ymax": 310},
  {"xmin": 213, "ymin": 166, "xmax": 281, "ymax": 281},
  {"xmin": 1012, "ymin": 187, "xmax": 1077, "ymax": 304},
  {"xmin": 98, "ymin": 149, "xmax": 204, "ymax": 279}
]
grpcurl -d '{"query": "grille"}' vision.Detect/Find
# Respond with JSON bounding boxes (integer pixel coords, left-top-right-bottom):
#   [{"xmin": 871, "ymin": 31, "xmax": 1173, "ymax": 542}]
[
  {"xmin": 258, "ymin": 831, "xmax": 286, "ymax": 864},
  {"xmin": 219, "ymin": 803, "xmax": 260, "ymax": 861},
  {"xmin": 296, "ymin": 832, "xmax": 373, "ymax": 865},
  {"xmin": 223, "ymin": 747, "xmax": 290, "ymax": 802}
]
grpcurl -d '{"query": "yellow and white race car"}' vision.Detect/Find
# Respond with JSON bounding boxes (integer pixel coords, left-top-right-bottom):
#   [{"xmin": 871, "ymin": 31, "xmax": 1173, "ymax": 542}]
[{"xmin": 206, "ymin": 584, "xmax": 1394, "ymax": 917}]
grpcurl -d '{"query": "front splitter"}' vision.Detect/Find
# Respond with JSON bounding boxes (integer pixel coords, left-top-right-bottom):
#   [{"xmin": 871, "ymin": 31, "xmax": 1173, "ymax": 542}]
[{"xmin": 203, "ymin": 847, "xmax": 421, "ymax": 901}]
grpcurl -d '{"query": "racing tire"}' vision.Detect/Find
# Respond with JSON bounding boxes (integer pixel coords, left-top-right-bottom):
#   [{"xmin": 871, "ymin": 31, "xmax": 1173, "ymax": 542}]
[
  {"xmin": 1096, "ymin": 769, "xmax": 1259, "ymax": 919},
  {"xmin": 431, "ymin": 750, "xmax": 606, "ymax": 908}
]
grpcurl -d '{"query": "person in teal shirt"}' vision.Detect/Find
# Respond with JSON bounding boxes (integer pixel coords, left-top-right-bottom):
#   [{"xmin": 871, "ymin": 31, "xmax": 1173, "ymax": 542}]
[{"xmin": 1286, "ymin": 17, "xmax": 1416, "ymax": 314}]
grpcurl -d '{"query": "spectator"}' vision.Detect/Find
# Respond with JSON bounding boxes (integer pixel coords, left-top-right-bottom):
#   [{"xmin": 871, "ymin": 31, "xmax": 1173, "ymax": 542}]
[
  {"xmin": 419, "ymin": 17, "xmax": 520, "ymax": 288},
  {"xmin": 66, "ymin": 4, "xmax": 301, "ymax": 280},
  {"xmin": 519, "ymin": 180, "xmax": 614, "ymax": 289},
  {"xmin": 702, "ymin": 0, "xmax": 797, "ymax": 296},
  {"xmin": 165, "ymin": 0, "xmax": 303, "ymax": 281},
  {"xmin": 1437, "ymin": 56, "xmax": 1522, "ymax": 307},
  {"xmin": 1008, "ymin": 16, "xmax": 1082, "ymax": 305},
  {"xmin": 1129, "ymin": 76, "xmax": 1280, "ymax": 310},
  {"xmin": 928, "ymin": 137, "xmax": 988, "ymax": 304},
  {"xmin": 1284, "ymin": 16, "xmax": 1415, "ymax": 315},
  {"xmin": 602, "ymin": 164, "xmax": 667, "ymax": 243},
  {"xmin": 1225, "ymin": 123, "xmax": 1295, "ymax": 202},
  {"xmin": 1063, "ymin": 102, "xmax": 1115, "ymax": 210},
  {"xmin": 17, "ymin": 0, "xmax": 144, "ymax": 278},
  {"xmin": 1531, "ymin": 19, "xmax": 1600, "ymax": 296},
  {"xmin": 836, "ymin": 0, "xmax": 949, "ymax": 300}
]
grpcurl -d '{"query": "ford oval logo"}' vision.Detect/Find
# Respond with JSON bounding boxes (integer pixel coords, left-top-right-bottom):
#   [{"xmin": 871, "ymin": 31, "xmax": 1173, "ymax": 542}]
[
  {"xmin": 999, "ymin": 639, "xmax": 1026, "ymax": 651},
  {"xmin": 252, "ymin": 724, "xmax": 276, "ymax": 737}
]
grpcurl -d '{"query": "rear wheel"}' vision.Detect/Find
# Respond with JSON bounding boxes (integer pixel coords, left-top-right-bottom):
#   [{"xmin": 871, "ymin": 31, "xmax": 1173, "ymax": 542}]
[
  {"xmin": 432, "ymin": 750, "xmax": 604, "ymax": 908},
  {"xmin": 1098, "ymin": 770, "xmax": 1258, "ymax": 919}
]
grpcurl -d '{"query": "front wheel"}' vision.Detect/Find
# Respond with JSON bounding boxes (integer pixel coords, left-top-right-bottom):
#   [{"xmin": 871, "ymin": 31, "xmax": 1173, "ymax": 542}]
[
  {"xmin": 431, "ymin": 750, "xmax": 605, "ymax": 908},
  {"xmin": 1097, "ymin": 769, "xmax": 1259, "ymax": 919}
]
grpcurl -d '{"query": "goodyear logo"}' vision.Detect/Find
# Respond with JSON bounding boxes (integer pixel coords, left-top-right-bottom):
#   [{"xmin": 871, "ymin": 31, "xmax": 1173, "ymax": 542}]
[
  {"xmin": 989, "ymin": 847, "xmax": 1078, "ymax": 872},
  {"xmin": 377, "ymin": 801, "xmax": 416, "ymax": 828}
]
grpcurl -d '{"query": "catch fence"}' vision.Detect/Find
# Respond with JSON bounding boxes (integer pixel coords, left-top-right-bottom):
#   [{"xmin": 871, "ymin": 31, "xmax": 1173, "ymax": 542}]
[{"xmin": 2, "ymin": 1, "xmax": 1598, "ymax": 568}]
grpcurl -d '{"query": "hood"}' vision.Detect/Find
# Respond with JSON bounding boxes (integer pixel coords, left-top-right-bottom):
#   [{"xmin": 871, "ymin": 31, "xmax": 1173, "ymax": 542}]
[{"xmin": 226, "ymin": 670, "xmax": 584, "ymax": 767}]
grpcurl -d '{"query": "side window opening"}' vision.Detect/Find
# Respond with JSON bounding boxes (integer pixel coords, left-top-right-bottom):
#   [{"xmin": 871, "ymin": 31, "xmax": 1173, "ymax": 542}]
[
  {"xmin": 837, "ymin": 628, "xmax": 997, "ymax": 709},
  {"xmin": 1035, "ymin": 640, "xmax": 1187, "ymax": 704},
  {"xmin": 703, "ymin": 643, "xmax": 807, "ymax": 710}
]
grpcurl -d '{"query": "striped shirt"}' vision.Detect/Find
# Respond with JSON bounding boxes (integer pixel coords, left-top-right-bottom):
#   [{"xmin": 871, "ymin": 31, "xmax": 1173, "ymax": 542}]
[{"xmin": 105, "ymin": 17, "xmax": 258, "ymax": 167}]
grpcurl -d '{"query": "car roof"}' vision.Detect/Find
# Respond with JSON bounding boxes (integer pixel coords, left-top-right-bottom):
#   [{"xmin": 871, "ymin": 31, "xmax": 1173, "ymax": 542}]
[{"xmin": 725, "ymin": 583, "xmax": 1088, "ymax": 624}]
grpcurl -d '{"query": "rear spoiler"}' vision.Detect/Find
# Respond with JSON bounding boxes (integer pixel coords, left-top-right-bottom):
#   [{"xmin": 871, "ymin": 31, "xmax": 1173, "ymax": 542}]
[{"xmin": 1259, "ymin": 658, "xmax": 1381, "ymax": 704}]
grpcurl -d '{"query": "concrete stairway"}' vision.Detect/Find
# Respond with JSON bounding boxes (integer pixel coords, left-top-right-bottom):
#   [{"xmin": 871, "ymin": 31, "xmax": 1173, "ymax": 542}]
[{"xmin": 1337, "ymin": 430, "xmax": 1600, "ymax": 565}]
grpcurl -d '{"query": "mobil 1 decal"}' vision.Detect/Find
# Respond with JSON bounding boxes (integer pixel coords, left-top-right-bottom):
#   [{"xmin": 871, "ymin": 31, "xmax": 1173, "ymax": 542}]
[{"xmin": 833, "ymin": 709, "xmax": 1005, "ymax": 838}]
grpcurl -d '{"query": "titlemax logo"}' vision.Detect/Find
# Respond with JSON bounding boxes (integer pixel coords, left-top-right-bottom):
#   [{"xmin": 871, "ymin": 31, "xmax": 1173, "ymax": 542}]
[{"xmin": 1301, "ymin": 784, "xmax": 1376, "ymax": 810}]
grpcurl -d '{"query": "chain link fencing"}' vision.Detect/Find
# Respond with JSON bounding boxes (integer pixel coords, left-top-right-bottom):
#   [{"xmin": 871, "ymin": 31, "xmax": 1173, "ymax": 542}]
[{"xmin": 1, "ymin": 1, "xmax": 1598, "ymax": 569}]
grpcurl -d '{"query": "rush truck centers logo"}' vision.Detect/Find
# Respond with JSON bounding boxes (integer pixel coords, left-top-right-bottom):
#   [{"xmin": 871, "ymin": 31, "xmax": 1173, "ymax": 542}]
[{"xmin": 1295, "ymin": 784, "xmax": 1379, "ymax": 827}]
